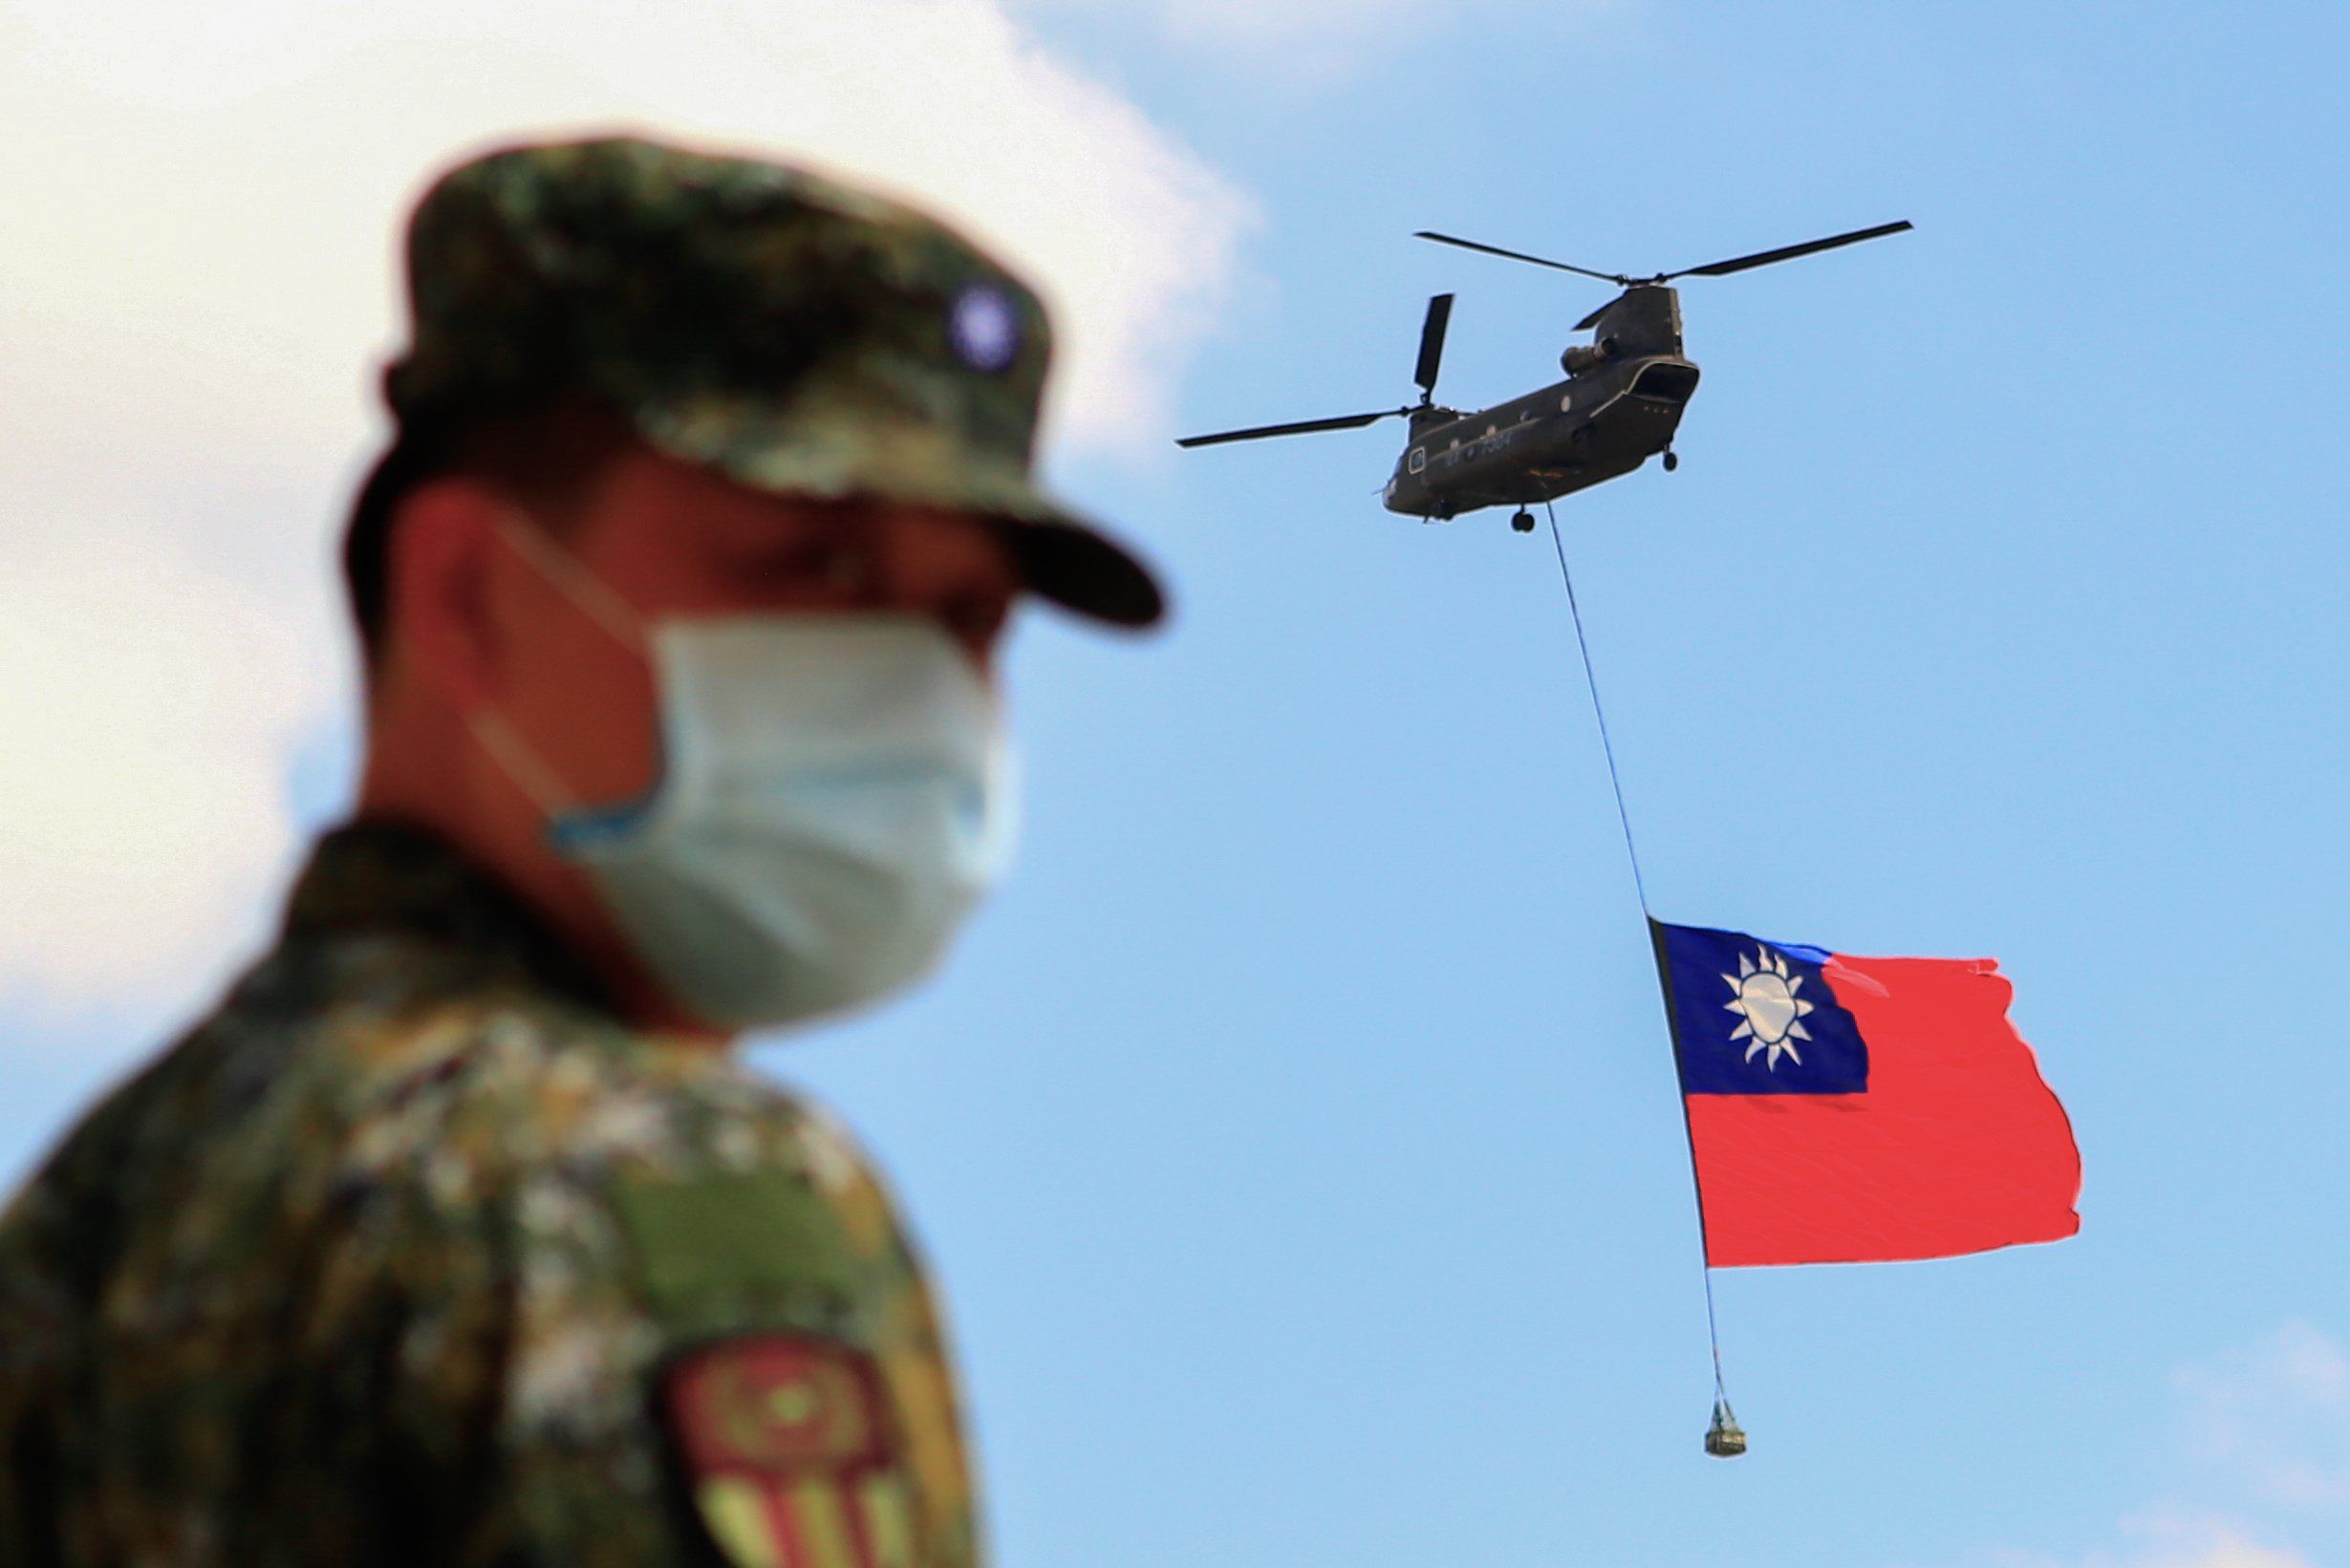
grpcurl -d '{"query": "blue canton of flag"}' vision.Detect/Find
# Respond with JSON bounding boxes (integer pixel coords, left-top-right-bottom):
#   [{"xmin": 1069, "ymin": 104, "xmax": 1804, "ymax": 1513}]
[{"xmin": 1651, "ymin": 921, "xmax": 1870, "ymax": 1095}]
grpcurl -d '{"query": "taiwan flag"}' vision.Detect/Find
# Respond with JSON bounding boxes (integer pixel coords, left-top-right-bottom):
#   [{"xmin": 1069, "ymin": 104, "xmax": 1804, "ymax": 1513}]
[{"xmin": 1649, "ymin": 919, "xmax": 2081, "ymax": 1268}]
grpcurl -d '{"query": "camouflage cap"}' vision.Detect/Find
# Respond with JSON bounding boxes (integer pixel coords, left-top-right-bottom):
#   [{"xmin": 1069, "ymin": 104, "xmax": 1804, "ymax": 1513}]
[{"xmin": 384, "ymin": 135, "xmax": 1163, "ymax": 627}]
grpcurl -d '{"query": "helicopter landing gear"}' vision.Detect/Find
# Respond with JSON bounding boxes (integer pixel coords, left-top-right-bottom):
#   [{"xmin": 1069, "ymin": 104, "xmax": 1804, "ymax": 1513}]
[
  {"xmin": 1511, "ymin": 509, "xmax": 1537, "ymax": 533},
  {"xmin": 1662, "ymin": 447, "xmax": 1680, "ymax": 472}
]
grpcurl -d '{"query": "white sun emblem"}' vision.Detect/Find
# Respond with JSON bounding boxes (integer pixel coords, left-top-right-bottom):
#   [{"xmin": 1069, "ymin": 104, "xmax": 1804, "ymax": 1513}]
[
  {"xmin": 1722, "ymin": 946, "xmax": 1816, "ymax": 1071},
  {"xmin": 947, "ymin": 285, "xmax": 1021, "ymax": 373}
]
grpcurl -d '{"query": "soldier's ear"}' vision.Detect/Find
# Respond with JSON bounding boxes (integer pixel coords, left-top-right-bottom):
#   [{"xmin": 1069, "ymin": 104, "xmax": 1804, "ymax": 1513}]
[{"xmin": 382, "ymin": 478, "xmax": 506, "ymax": 714}]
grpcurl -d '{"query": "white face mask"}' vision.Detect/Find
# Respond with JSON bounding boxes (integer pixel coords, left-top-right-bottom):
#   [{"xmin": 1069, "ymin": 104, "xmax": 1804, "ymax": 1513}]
[{"xmin": 471, "ymin": 522, "xmax": 1016, "ymax": 1032}]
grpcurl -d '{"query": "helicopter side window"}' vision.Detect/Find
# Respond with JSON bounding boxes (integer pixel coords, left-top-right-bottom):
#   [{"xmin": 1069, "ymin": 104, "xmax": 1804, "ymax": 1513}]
[{"xmin": 1408, "ymin": 448, "xmax": 1426, "ymax": 474}]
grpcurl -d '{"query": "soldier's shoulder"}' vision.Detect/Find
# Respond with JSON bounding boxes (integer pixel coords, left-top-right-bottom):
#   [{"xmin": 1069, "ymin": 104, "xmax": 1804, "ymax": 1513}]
[
  {"xmin": 336, "ymin": 991, "xmax": 902, "ymax": 1346},
  {"xmin": 321, "ymin": 976, "xmax": 826, "ymax": 1189},
  {"xmin": 312, "ymin": 984, "xmax": 884, "ymax": 1330}
]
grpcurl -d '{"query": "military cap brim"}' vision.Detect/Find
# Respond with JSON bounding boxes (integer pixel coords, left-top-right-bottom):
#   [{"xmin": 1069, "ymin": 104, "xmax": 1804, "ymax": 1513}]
[
  {"xmin": 631, "ymin": 396, "xmax": 1166, "ymax": 630},
  {"xmin": 1003, "ymin": 516, "xmax": 1165, "ymax": 629}
]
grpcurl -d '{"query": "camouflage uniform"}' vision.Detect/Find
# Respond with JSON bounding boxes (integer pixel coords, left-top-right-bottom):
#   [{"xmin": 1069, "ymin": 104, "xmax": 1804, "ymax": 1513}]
[
  {"xmin": 0, "ymin": 823, "xmax": 978, "ymax": 1565},
  {"xmin": 0, "ymin": 137, "xmax": 1166, "ymax": 1564}
]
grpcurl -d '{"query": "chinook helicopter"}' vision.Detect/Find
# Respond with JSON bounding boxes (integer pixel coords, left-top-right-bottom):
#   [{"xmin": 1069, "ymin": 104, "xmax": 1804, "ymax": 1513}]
[{"xmin": 1177, "ymin": 220, "xmax": 1911, "ymax": 531}]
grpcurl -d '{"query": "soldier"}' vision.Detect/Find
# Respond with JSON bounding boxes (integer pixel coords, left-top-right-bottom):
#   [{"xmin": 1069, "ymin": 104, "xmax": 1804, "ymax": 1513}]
[{"xmin": 0, "ymin": 135, "xmax": 1162, "ymax": 1565}]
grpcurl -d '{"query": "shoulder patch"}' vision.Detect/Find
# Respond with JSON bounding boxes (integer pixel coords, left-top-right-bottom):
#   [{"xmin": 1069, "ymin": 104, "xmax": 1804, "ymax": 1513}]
[
  {"xmin": 611, "ymin": 1168, "xmax": 861, "ymax": 1316},
  {"xmin": 665, "ymin": 1335, "xmax": 922, "ymax": 1568}
]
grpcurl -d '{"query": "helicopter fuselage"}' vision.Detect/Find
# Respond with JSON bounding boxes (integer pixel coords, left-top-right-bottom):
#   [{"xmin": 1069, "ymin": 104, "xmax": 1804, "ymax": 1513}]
[
  {"xmin": 1178, "ymin": 222, "xmax": 1909, "ymax": 517},
  {"xmin": 1382, "ymin": 282, "xmax": 1699, "ymax": 520},
  {"xmin": 1380, "ymin": 350, "xmax": 1700, "ymax": 520}
]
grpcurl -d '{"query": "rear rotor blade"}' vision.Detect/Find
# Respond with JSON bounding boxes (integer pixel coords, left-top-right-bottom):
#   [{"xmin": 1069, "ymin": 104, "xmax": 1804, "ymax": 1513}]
[
  {"xmin": 1412, "ymin": 231, "xmax": 1630, "ymax": 286},
  {"xmin": 1175, "ymin": 408, "xmax": 1412, "ymax": 448},
  {"xmin": 1667, "ymin": 219, "xmax": 1912, "ymax": 280},
  {"xmin": 1414, "ymin": 293, "xmax": 1454, "ymax": 397},
  {"xmin": 1573, "ymin": 297, "xmax": 1620, "ymax": 333}
]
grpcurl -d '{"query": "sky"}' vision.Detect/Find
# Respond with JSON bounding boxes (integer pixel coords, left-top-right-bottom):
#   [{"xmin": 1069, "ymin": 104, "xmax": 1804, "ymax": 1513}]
[{"xmin": 2, "ymin": 3, "xmax": 2346, "ymax": 1565}]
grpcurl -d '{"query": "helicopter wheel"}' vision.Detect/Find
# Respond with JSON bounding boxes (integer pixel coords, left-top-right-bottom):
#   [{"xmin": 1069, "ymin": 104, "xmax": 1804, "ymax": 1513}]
[
  {"xmin": 1662, "ymin": 449, "xmax": 1680, "ymax": 472},
  {"xmin": 1511, "ymin": 509, "xmax": 1536, "ymax": 533}
]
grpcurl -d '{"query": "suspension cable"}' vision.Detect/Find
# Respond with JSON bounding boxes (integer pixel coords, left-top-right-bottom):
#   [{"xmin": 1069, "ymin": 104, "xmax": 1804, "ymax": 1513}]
[{"xmin": 1538, "ymin": 497, "xmax": 1732, "ymax": 1414}]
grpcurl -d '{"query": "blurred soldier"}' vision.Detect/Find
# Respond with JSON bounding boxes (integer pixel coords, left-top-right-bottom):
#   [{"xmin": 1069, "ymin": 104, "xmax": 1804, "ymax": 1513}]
[{"xmin": 0, "ymin": 135, "xmax": 1161, "ymax": 1565}]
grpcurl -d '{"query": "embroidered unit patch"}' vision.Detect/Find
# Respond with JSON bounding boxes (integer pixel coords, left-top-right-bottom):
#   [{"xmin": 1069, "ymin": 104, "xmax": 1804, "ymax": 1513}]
[{"xmin": 665, "ymin": 1335, "xmax": 921, "ymax": 1568}]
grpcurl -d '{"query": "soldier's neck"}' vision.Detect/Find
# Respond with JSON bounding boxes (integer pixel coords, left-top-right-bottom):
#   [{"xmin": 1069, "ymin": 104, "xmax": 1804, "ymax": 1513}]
[{"xmin": 355, "ymin": 699, "xmax": 736, "ymax": 1048}]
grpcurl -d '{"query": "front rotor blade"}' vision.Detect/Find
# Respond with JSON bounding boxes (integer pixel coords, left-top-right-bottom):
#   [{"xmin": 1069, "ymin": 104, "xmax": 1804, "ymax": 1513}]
[
  {"xmin": 1175, "ymin": 408, "xmax": 1411, "ymax": 448},
  {"xmin": 1412, "ymin": 231, "xmax": 1630, "ymax": 286},
  {"xmin": 1668, "ymin": 219, "xmax": 1913, "ymax": 280},
  {"xmin": 1414, "ymin": 293, "xmax": 1454, "ymax": 397}
]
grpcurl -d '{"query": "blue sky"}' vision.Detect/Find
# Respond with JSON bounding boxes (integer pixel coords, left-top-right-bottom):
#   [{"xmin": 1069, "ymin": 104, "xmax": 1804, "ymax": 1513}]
[{"xmin": 5, "ymin": 4, "xmax": 2348, "ymax": 1565}]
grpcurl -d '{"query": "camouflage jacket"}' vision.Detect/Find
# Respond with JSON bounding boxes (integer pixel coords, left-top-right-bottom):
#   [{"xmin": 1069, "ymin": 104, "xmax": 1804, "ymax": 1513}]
[{"xmin": 0, "ymin": 823, "xmax": 980, "ymax": 1567}]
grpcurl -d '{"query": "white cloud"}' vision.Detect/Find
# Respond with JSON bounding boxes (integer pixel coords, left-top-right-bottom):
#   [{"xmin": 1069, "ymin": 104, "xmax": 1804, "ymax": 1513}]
[
  {"xmin": 2167, "ymin": 1543, "xmax": 2312, "ymax": 1568},
  {"xmin": 1, "ymin": 0, "xmax": 1249, "ymax": 457},
  {"xmin": 1976, "ymin": 1326, "xmax": 2350, "ymax": 1568},
  {"xmin": 1011, "ymin": 0, "xmax": 1619, "ymax": 79},
  {"xmin": 1139, "ymin": 0, "xmax": 1427, "ymax": 54},
  {"xmin": 2151, "ymin": 1536, "xmax": 2314, "ymax": 1568},
  {"xmin": 0, "ymin": 537, "xmax": 330, "ymax": 1026},
  {"xmin": 0, "ymin": 0, "xmax": 1247, "ymax": 1028},
  {"xmin": 2178, "ymin": 1322, "xmax": 2350, "ymax": 1509},
  {"xmin": 1993, "ymin": 1513, "xmax": 2318, "ymax": 1568}
]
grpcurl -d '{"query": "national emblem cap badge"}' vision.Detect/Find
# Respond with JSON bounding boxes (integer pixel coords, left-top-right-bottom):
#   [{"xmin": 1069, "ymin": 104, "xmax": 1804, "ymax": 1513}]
[
  {"xmin": 664, "ymin": 1335, "xmax": 921, "ymax": 1568},
  {"xmin": 946, "ymin": 284, "xmax": 1021, "ymax": 374}
]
